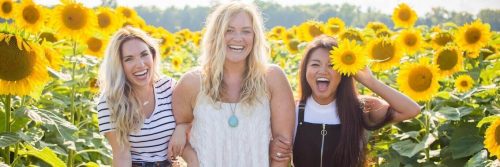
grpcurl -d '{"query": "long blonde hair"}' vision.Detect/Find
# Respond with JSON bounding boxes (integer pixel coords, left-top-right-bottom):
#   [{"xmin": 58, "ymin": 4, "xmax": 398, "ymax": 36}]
[
  {"xmin": 98, "ymin": 26, "xmax": 162, "ymax": 147},
  {"xmin": 200, "ymin": 1, "xmax": 269, "ymax": 105}
]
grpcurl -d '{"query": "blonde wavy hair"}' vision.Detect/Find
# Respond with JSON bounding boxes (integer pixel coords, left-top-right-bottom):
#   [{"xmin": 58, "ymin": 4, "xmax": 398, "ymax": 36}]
[
  {"xmin": 200, "ymin": 1, "xmax": 269, "ymax": 105},
  {"xmin": 98, "ymin": 26, "xmax": 162, "ymax": 147}
]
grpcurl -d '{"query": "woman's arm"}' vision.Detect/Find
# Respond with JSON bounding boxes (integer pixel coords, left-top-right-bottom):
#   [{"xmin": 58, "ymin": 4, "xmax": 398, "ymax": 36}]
[
  {"xmin": 105, "ymin": 132, "xmax": 132, "ymax": 167},
  {"xmin": 181, "ymin": 142, "xmax": 199, "ymax": 167},
  {"xmin": 266, "ymin": 65, "xmax": 296, "ymax": 167},
  {"xmin": 355, "ymin": 67, "xmax": 421, "ymax": 125},
  {"xmin": 171, "ymin": 70, "xmax": 199, "ymax": 164}
]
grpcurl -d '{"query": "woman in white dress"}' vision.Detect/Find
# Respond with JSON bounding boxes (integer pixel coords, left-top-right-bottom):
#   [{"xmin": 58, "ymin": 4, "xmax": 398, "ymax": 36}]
[{"xmin": 167, "ymin": 1, "xmax": 295, "ymax": 167}]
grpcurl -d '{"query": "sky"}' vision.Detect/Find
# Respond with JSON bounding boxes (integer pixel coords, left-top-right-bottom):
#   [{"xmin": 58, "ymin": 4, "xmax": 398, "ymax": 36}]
[{"xmin": 36, "ymin": 0, "xmax": 500, "ymax": 15}]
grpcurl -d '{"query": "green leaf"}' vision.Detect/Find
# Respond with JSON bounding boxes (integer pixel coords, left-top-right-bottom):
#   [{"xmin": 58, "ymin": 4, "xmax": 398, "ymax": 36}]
[
  {"xmin": 449, "ymin": 135, "xmax": 484, "ymax": 159},
  {"xmin": 391, "ymin": 134, "xmax": 436, "ymax": 158},
  {"xmin": 435, "ymin": 107, "xmax": 460, "ymax": 121},
  {"xmin": 19, "ymin": 144, "xmax": 66, "ymax": 167},
  {"xmin": 464, "ymin": 150, "xmax": 489, "ymax": 167},
  {"xmin": 0, "ymin": 132, "xmax": 21, "ymax": 147},
  {"xmin": 477, "ymin": 116, "xmax": 500, "ymax": 128}
]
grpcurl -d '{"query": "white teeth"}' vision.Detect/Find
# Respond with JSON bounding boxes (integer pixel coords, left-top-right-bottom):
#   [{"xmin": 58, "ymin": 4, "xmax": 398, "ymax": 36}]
[
  {"xmin": 134, "ymin": 70, "xmax": 147, "ymax": 76},
  {"xmin": 317, "ymin": 77, "xmax": 329, "ymax": 82},
  {"xmin": 229, "ymin": 45, "xmax": 244, "ymax": 49}
]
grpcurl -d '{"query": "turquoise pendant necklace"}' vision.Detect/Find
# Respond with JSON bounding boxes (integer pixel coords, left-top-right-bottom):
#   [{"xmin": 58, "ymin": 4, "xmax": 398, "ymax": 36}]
[{"xmin": 228, "ymin": 103, "xmax": 238, "ymax": 128}]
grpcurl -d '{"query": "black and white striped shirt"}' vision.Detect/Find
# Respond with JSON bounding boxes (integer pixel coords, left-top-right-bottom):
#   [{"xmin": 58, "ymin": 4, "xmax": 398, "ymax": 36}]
[{"xmin": 97, "ymin": 77, "xmax": 176, "ymax": 162}]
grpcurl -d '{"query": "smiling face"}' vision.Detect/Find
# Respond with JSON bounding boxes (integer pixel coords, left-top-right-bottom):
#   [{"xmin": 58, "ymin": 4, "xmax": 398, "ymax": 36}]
[
  {"xmin": 306, "ymin": 48, "xmax": 341, "ymax": 104},
  {"xmin": 224, "ymin": 11, "xmax": 254, "ymax": 64},
  {"xmin": 120, "ymin": 38, "xmax": 154, "ymax": 89}
]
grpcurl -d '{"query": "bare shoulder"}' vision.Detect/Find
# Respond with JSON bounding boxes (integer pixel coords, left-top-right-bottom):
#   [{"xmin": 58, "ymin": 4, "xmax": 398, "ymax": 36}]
[
  {"xmin": 265, "ymin": 64, "xmax": 287, "ymax": 85},
  {"xmin": 174, "ymin": 68, "xmax": 202, "ymax": 99}
]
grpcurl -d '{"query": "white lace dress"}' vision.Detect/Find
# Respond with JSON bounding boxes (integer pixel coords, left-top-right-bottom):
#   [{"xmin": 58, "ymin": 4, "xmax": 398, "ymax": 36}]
[{"xmin": 189, "ymin": 90, "xmax": 271, "ymax": 167}]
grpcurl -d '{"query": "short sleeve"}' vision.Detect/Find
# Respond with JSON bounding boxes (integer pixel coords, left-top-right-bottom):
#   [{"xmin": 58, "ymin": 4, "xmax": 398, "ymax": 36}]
[{"xmin": 97, "ymin": 96, "xmax": 115, "ymax": 135}]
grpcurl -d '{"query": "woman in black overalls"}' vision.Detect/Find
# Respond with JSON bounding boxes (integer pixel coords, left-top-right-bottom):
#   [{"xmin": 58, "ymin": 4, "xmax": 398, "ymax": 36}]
[{"xmin": 270, "ymin": 35, "xmax": 421, "ymax": 167}]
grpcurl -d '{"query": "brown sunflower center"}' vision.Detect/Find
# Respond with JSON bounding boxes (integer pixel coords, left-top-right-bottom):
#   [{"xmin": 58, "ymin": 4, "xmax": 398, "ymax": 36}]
[
  {"xmin": 87, "ymin": 37, "xmax": 103, "ymax": 52},
  {"xmin": 98, "ymin": 13, "xmax": 111, "ymax": 28},
  {"xmin": 437, "ymin": 49, "xmax": 458, "ymax": 70},
  {"xmin": 288, "ymin": 40, "xmax": 299, "ymax": 52},
  {"xmin": 173, "ymin": 59, "xmax": 180, "ymax": 67},
  {"xmin": 39, "ymin": 32, "xmax": 57, "ymax": 43},
  {"xmin": 341, "ymin": 52, "xmax": 356, "ymax": 65},
  {"xmin": 460, "ymin": 80, "xmax": 468, "ymax": 87},
  {"xmin": 465, "ymin": 27, "xmax": 481, "ymax": 44},
  {"xmin": 62, "ymin": 6, "xmax": 88, "ymax": 30},
  {"xmin": 122, "ymin": 9, "xmax": 132, "ymax": 18},
  {"xmin": 341, "ymin": 30, "xmax": 362, "ymax": 42},
  {"xmin": 1, "ymin": 1, "xmax": 12, "ymax": 13},
  {"xmin": 328, "ymin": 25, "xmax": 341, "ymax": 34},
  {"xmin": 371, "ymin": 41, "xmax": 395, "ymax": 62},
  {"xmin": 376, "ymin": 30, "xmax": 391, "ymax": 38},
  {"xmin": 0, "ymin": 36, "xmax": 35, "ymax": 81},
  {"xmin": 434, "ymin": 33, "xmax": 453, "ymax": 46},
  {"xmin": 398, "ymin": 9, "xmax": 411, "ymax": 21},
  {"xmin": 408, "ymin": 66, "xmax": 433, "ymax": 92},
  {"xmin": 23, "ymin": 5, "xmax": 40, "ymax": 24},
  {"xmin": 309, "ymin": 25, "xmax": 322, "ymax": 38},
  {"xmin": 404, "ymin": 34, "xmax": 417, "ymax": 46},
  {"xmin": 495, "ymin": 124, "xmax": 500, "ymax": 144}
]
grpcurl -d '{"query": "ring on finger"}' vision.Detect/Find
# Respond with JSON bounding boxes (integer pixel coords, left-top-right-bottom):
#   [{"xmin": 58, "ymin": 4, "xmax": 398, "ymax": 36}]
[{"xmin": 276, "ymin": 152, "xmax": 282, "ymax": 158}]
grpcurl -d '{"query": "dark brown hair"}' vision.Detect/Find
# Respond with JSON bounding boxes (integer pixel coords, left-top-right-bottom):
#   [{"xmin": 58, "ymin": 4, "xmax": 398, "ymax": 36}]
[{"xmin": 298, "ymin": 35, "xmax": 366, "ymax": 167}]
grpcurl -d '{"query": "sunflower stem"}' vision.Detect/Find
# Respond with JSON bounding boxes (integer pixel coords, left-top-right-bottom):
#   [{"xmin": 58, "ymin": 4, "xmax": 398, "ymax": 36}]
[
  {"xmin": 67, "ymin": 41, "xmax": 77, "ymax": 167},
  {"xmin": 4, "ymin": 94, "xmax": 12, "ymax": 164},
  {"xmin": 425, "ymin": 100, "xmax": 432, "ymax": 162}
]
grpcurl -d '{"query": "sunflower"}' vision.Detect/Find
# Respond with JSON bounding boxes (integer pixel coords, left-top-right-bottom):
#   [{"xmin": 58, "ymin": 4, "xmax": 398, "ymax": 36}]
[
  {"xmin": 330, "ymin": 40, "xmax": 367, "ymax": 76},
  {"xmin": 14, "ymin": 0, "xmax": 46, "ymax": 33},
  {"xmin": 116, "ymin": 6, "xmax": 137, "ymax": 21},
  {"xmin": 366, "ymin": 37, "xmax": 402, "ymax": 72},
  {"xmin": 456, "ymin": 20, "xmax": 492, "ymax": 52},
  {"xmin": 171, "ymin": 55, "xmax": 183, "ymax": 71},
  {"xmin": 51, "ymin": 0, "xmax": 96, "ymax": 40},
  {"xmin": 484, "ymin": 118, "xmax": 500, "ymax": 159},
  {"xmin": 0, "ymin": 33, "xmax": 49, "ymax": 98},
  {"xmin": 271, "ymin": 26, "xmax": 286, "ymax": 38},
  {"xmin": 365, "ymin": 22, "xmax": 388, "ymax": 33},
  {"xmin": 286, "ymin": 39, "xmax": 300, "ymax": 54},
  {"xmin": 454, "ymin": 75, "xmax": 474, "ymax": 93},
  {"xmin": 397, "ymin": 28, "xmax": 423, "ymax": 55},
  {"xmin": 397, "ymin": 58, "xmax": 440, "ymax": 102},
  {"xmin": 41, "ymin": 41, "xmax": 63, "ymax": 71},
  {"xmin": 325, "ymin": 17, "xmax": 345, "ymax": 36},
  {"xmin": 392, "ymin": 3, "xmax": 418, "ymax": 28},
  {"xmin": 376, "ymin": 29, "xmax": 393, "ymax": 38},
  {"xmin": 481, "ymin": 45, "xmax": 497, "ymax": 59},
  {"xmin": 431, "ymin": 31, "xmax": 454, "ymax": 50},
  {"xmin": 300, "ymin": 21, "xmax": 324, "ymax": 42},
  {"xmin": 95, "ymin": 7, "xmax": 121, "ymax": 35},
  {"xmin": 433, "ymin": 46, "xmax": 462, "ymax": 76},
  {"xmin": 340, "ymin": 28, "xmax": 363, "ymax": 43},
  {"xmin": 38, "ymin": 31, "xmax": 59, "ymax": 43},
  {"xmin": 84, "ymin": 36, "xmax": 107, "ymax": 58},
  {"xmin": 0, "ymin": 0, "xmax": 15, "ymax": 19}
]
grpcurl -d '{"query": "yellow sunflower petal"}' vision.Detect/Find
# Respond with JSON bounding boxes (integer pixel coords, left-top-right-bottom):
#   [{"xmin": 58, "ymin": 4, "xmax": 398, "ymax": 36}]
[
  {"xmin": 330, "ymin": 39, "xmax": 367, "ymax": 76},
  {"xmin": 397, "ymin": 28, "xmax": 424, "ymax": 55},
  {"xmin": 50, "ymin": 0, "xmax": 97, "ymax": 40},
  {"xmin": 392, "ymin": 3, "xmax": 418, "ymax": 28},
  {"xmin": 433, "ymin": 45, "xmax": 463, "ymax": 77},
  {"xmin": 0, "ymin": 33, "xmax": 49, "ymax": 98},
  {"xmin": 397, "ymin": 58, "xmax": 440, "ymax": 102},
  {"xmin": 454, "ymin": 75, "xmax": 474, "ymax": 93},
  {"xmin": 484, "ymin": 118, "xmax": 500, "ymax": 158},
  {"xmin": 456, "ymin": 19, "xmax": 492, "ymax": 52},
  {"xmin": 366, "ymin": 37, "xmax": 402, "ymax": 72},
  {"xmin": 0, "ymin": 0, "xmax": 15, "ymax": 19},
  {"xmin": 14, "ymin": 0, "xmax": 46, "ymax": 33}
]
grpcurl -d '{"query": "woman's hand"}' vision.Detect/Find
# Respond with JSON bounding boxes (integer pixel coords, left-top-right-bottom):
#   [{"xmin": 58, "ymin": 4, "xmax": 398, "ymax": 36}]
[
  {"xmin": 354, "ymin": 67, "xmax": 375, "ymax": 86},
  {"xmin": 269, "ymin": 135, "xmax": 293, "ymax": 162},
  {"xmin": 167, "ymin": 124, "xmax": 189, "ymax": 161}
]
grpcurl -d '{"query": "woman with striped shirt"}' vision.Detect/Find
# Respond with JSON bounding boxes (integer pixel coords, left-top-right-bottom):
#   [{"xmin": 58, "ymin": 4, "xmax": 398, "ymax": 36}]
[{"xmin": 97, "ymin": 26, "xmax": 180, "ymax": 167}]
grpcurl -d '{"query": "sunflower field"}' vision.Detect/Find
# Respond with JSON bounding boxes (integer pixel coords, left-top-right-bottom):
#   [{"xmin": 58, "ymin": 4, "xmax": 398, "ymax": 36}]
[{"xmin": 0, "ymin": 0, "xmax": 499, "ymax": 166}]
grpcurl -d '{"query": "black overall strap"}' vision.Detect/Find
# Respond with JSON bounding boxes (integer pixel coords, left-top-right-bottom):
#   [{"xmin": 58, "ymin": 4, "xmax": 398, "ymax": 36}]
[{"xmin": 298, "ymin": 100, "xmax": 306, "ymax": 125}]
